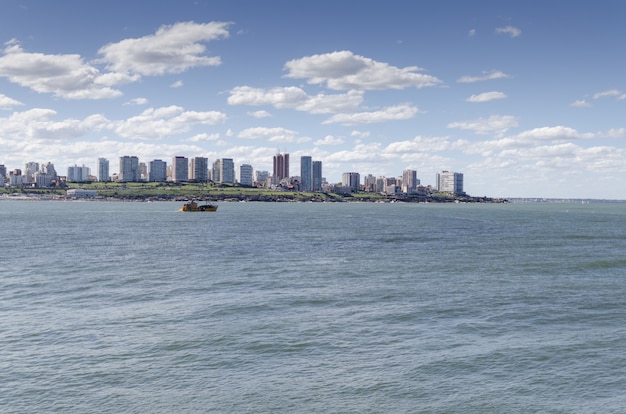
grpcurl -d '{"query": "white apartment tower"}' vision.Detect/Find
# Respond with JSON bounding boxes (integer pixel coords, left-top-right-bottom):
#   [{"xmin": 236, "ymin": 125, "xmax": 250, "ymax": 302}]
[
  {"xmin": 436, "ymin": 171, "xmax": 464, "ymax": 194},
  {"xmin": 98, "ymin": 158, "xmax": 110, "ymax": 182}
]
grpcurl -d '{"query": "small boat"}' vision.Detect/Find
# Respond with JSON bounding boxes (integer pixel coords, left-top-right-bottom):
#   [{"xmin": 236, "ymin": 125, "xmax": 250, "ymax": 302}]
[{"xmin": 179, "ymin": 200, "xmax": 218, "ymax": 212}]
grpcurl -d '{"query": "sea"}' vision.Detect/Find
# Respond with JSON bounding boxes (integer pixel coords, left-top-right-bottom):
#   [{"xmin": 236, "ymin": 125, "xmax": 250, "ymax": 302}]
[{"xmin": 1, "ymin": 200, "xmax": 625, "ymax": 413}]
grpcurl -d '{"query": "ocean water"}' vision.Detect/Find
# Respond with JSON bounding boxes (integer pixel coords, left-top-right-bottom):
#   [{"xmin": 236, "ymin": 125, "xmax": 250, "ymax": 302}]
[{"xmin": 1, "ymin": 200, "xmax": 625, "ymax": 413}]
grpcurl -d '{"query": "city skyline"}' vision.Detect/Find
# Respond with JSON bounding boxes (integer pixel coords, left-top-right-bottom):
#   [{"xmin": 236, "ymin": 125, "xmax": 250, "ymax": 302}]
[{"xmin": 2, "ymin": 1, "xmax": 626, "ymax": 198}]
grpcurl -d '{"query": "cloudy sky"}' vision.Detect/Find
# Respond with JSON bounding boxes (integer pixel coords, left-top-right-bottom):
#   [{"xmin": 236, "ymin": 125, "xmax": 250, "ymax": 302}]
[{"xmin": 1, "ymin": 0, "xmax": 625, "ymax": 199}]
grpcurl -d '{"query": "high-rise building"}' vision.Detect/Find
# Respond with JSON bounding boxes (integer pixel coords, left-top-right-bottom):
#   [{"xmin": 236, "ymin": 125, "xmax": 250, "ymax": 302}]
[
  {"xmin": 0, "ymin": 164, "xmax": 6, "ymax": 183},
  {"xmin": 273, "ymin": 153, "xmax": 289, "ymax": 179},
  {"xmin": 342, "ymin": 172, "xmax": 360, "ymax": 192},
  {"xmin": 67, "ymin": 164, "xmax": 90, "ymax": 182},
  {"xmin": 213, "ymin": 158, "xmax": 235, "ymax": 184},
  {"xmin": 98, "ymin": 158, "xmax": 109, "ymax": 182},
  {"xmin": 402, "ymin": 169, "xmax": 420, "ymax": 194},
  {"xmin": 190, "ymin": 157, "xmax": 208, "ymax": 182},
  {"xmin": 171, "ymin": 156, "xmax": 189, "ymax": 182},
  {"xmin": 436, "ymin": 171, "xmax": 464, "ymax": 194},
  {"xmin": 24, "ymin": 162, "xmax": 39, "ymax": 183},
  {"xmin": 239, "ymin": 164, "xmax": 253, "ymax": 186},
  {"xmin": 149, "ymin": 159, "xmax": 167, "ymax": 182},
  {"xmin": 43, "ymin": 162, "xmax": 57, "ymax": 180},
  {"xmin": 255, "ymin": 170, "xmax": 269, "ymax": 186},
  {"xmin": 312, "ymin": 161, "xmax": 322, "ymax": 192},
  {"xmin": 119, "ymin": 156, "xmax": 140, "ymax": 182},
  {"xmin": 300, "ymin": 156, "xmax": 312, "ymax": 191}
]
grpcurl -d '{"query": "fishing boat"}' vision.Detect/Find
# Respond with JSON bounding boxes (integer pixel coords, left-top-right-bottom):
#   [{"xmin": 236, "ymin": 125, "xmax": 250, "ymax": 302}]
[{"xmin": 179, "ymin": 200, "xmax": 218, "ymax": 212}]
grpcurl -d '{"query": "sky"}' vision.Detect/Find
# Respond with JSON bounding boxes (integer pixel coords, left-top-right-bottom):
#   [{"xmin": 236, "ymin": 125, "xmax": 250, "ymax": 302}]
[{"xmin": 1, "ymin": 0, "xmax": 626, "ymax": 199}]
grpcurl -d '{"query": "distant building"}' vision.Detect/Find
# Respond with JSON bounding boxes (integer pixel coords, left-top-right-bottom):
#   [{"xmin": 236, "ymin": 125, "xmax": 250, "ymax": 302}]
[
  {"xmin": 255, "ymin": 170, "xmax": 269, "ymax": 186},
  {"xmin": 0, "ymin": 164, "xmax": 6, "ymax": 184},
  {"xmin": 402, "ymin": 169, "xmax": 420, "ymax": 194},
  {"xmin": 43, "ymin": 162, "xmax": 58, "ymax": 180},
  {"xmin": 35, "ymin": 172, "xmax": 53, "ymax": 188},
  {"xmin": 342, "ymin": 172, "xmax": 360, "ymax": 192},
  {"xmin": 213, "ymin": 158, "xmax": 235, "ymax": 184},
  {"xmin": 149, "ymin": 159, "xmax": 167, "ymax": 182},
  {"xmin": 363, "ymin": 174, "xmax": 376, "ymax": 192},
  {"xmin": 239, "ymin": 164, "xmax": 253, "ymax": 186},
  {"xmin": 66, "ymin": 188, "xmax": 97, "ymax": 198},
  {"xmin": 190, "ymin": 157, "xmax": 208, "ymax": 182},
  {"xmin": 171, "ymin": 156, "xmax": 189, "ymax": 182},
  {"xmin": 300, "ymin": 156, "xmax": 312, "ymax": 191},
  {"xmin": 98, "ymin": 158, "xmax": 110, "ymax": 182},
  {"xmin": 119, "ymin": 156, "xmax": 141, "ymax": 182},
  {"xmin": 273, "ymin": 153, "xmax": 289, "ymax": 180},
  {"xmin": 436, "ymin": 171, "xmax": 464, "ymax": 195},
  {"xmin": 312, "ymin": 161, "xmax": 322, "ymax": 192},
  {"xmin": 9, "ymin": 169, "xmax": 23, "ymax": 186},
  {"xmin": 24, "ymin": 162, "xmax": 39, "ymax": 184},
  {"xmin": 67, "ymin": 164, "xmax": 90, "ymax": 182}
]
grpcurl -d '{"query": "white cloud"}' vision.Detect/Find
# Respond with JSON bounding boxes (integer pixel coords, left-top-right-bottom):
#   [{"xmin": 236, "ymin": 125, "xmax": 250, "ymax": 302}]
[
  {"xmin": 186, "ymin": 132, "xmax": 220, "ymax": 142},
  {"xmin": 124, "ymin": 97, "xmax": 148, "ymax": 105},
  {"xmin": 570, "ymin": 99, "xmax": 591, "ymax": 108},
  {"xmin": 0, "ymin": 40, "xmax": 122, "ymax": 99},
  {"xmin": 466, "ymin": 91, "xmax": 507, "ymax": 103},
  {"xmin": 238, "ymin": 126, "xmax": 309, "ymax": 143},
  {"xmin": 98, "ymin": 21, "xmax": 231, "ymax": 77},
  {"xmin": 351, "ymin": 130, "xmax": 370, "ymax": 138},
  {"xmin": 170, "ymin": 80, "xmax": 184, "ymax": 88},
  {"xmin": 113, "ymin": 106, "xmax": 227, "ymax": 139},
  {"xmin": 0, "ymin": 93, "xmax": 23, "ymax": 109},
  {"xmin": 457, "ymin": 70, "xmax": 511, "ymax": 83},
  {"xmin": 247, "ymin": 110, "xmax": 272, "ymax": 118},
  {"xmin": 284, "ymin": 50, "xmax": 442, "ymax": 90},
  {"xmin": 448, "ymin": 115, "xmax": 518, "ymax": 136},
  {"xmin": 314, "ymin": 135, "xmax": 345, "ymax": 146},
  {"xmin": 495, "ymin": 26, "xmax": 522, "ymax": 37},
  {"xmin": 322, "ymin": 104, "xmax": 419, "ymax": 125},
  {"xmin": 468, "ymin": 29, "xmax": 477, "ymax": 37},
  {"xmin": 593, "ymin": 89, "xmax": 626, "ymax": 100},
  {"xmin": 228, "ymin": 85, "xmax": 363, "ymax": 114}
]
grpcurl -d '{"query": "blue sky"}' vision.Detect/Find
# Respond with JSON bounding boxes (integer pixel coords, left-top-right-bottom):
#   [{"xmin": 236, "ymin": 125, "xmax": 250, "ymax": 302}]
[{"xmin": 1, "ymin": 0, "xmax": 626, "ymax": 198}]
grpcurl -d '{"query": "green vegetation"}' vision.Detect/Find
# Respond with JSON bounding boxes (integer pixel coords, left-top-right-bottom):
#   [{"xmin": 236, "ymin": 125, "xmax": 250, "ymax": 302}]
[{"xmin": 1, "ymin": 181, "xmax": 506, "ymax": 203}]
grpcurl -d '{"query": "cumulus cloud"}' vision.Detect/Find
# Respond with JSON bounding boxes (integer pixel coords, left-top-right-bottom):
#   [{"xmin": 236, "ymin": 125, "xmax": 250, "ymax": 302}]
[
  {"xmin": 0, "ymin": 40, "xmax": 122, "ymax": 99},
  {"xmin": 170, "ymin": 80, "xmax": 184, "ymax": 88},
  {"xmin": 248, "ymin": 110, "xmax": 272, "ymax": 118},
  {"xmin": 495, "ymin": 26, "xmax": 522, "ymax": 37},
  {"xmin": 0, "ymin": 93, "xmax": 23, "ymax": 109},
  {"xmin": 0, "ymin": 108, "xmax": 97, "ymax": 140},
  {"xmin": 457, "ymin": 70, "xmax": 511, "ymax": 83},
  {"xmin": 98, "ymin": 21, "xmax": 231, "ymax": 77},
  {"xmin": 113, "ymin": 106, "xmax": 227, "ymax": 139},
  {"xmin": 238, "ymin": 127, "xmax": 310, "ymax": 143},
  {"xmin": 448, "ymin": 115, "xmax": 518, "ymax": 136},
  {"xmin": 322, "ymin": 104, "xmax": 419, "ymax": 125},
  {"xmin": 284, "ymin": 50, "xmax": 442, "ymax": 90},
  {"xmin": 466, "ymin": 91, "xmax": 507, "ymax": 103},
  {"xmin": 186, "ymin": 132, "xmax": 220, "ymax": 142},
  {"xmin": 314, "ymin": 135, "xmax": 345, "ymax": 146},
  {"xmin": 351, "ymin": 130, "xmax": 370, "ymax": 138},
  {"xmin": 228, "ymin": 85, "xmax": 363, "ymax": 114},
  {"xmin": 124, "ymin": 97, "xmax": 148, "ymax": 105}
]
